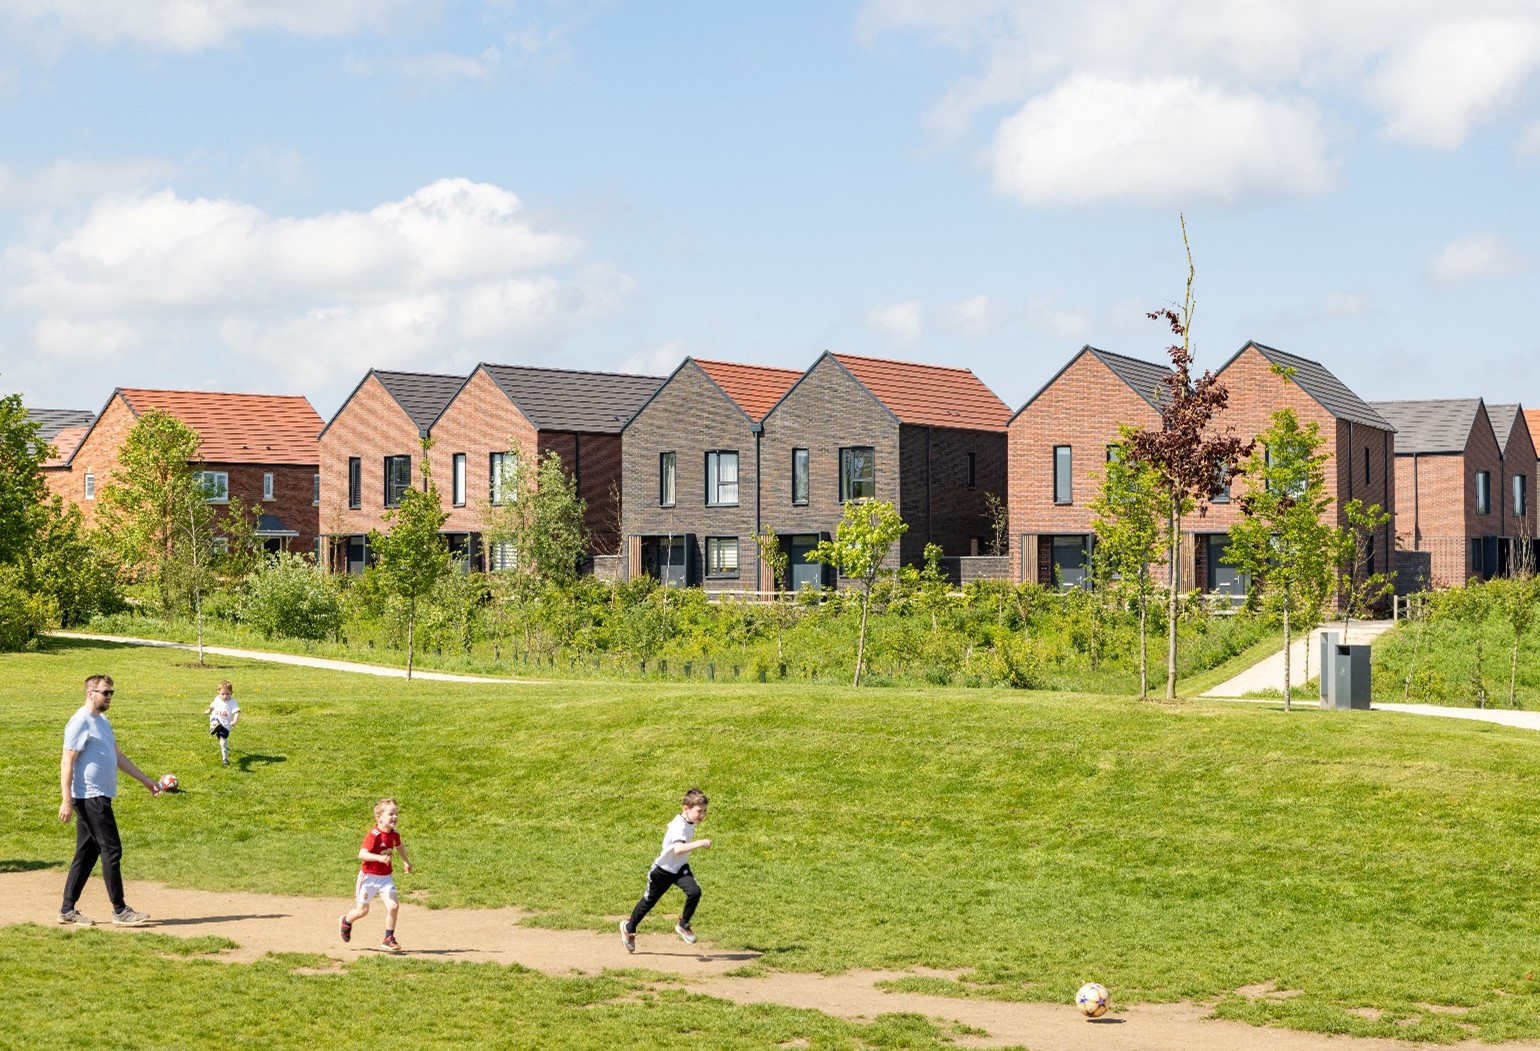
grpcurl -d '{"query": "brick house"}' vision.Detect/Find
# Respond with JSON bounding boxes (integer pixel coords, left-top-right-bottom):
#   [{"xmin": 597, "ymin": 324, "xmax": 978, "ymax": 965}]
[
  {"xmin": 1008, "ymin": 345, "xmax": 1170, "ymax": 587},
  {"xmin": 1369, "ymin": 398, "xmax": 1529, "ymax": 586},
  {"xmin": 318, "ymin": 369, "xmax": 466, "ymax": 573},
  {"xmin": 756, "ymin": 352, "xmax": 1011, "ymax": 587},
  {"xmin": 29, "ymin": 408, "xmax": 96, "ymax": 476},
  {"xmin": 45, "ymin": 388, "xmax": 324, "ymax": 555},
  {"xmin": 1487, "ymin": 405, "xmax": 1538, "ymax": 565},
  {"xmin": 429, "ymin": 363, "xmax": 663, "ymax": 570},
  {"xmin": 1009, "ymin": 341, "xmax": 1395, "ymax": 598},
  {"xmin": 620, "ymin": 357, "xmax": 802, "ymax": 591}
]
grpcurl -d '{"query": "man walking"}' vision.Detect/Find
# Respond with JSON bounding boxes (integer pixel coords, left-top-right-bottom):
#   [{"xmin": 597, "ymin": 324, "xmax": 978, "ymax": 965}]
[{"xmin": 59, "ymin": 674, "xmax": 160, "ymax": 926}]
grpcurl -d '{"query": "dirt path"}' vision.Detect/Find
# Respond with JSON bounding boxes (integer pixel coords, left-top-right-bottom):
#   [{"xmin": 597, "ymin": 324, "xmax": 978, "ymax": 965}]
[{"xmin": 5, "ymin": 872, "xmax": 1535, "ymax": 1051}]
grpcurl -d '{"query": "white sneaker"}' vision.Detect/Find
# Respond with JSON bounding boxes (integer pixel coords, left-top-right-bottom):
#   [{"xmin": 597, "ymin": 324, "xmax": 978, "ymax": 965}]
[
  {"xmin": 619, "ymin": 920, "xmax": 636, "ymax": 953},
  {"xmin": 675, "ymin": 922, "xmax": 697, "ymax": 945}
]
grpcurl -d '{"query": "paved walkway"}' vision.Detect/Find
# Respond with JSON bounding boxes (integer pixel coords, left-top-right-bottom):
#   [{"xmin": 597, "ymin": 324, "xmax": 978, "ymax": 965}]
[
  {"xmin": 49, "ymin": 631, "xmax": 536, "ymax": 684},
  {"xmin": 1201, "ymin": 621, "xmax": 1396, "ymax": 699}
]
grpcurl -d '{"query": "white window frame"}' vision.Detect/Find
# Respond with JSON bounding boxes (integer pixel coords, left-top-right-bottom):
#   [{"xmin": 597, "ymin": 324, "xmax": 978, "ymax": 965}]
[
  {"xmin": 263, "ymin": 472, "xmax": 274, "ymax": 501},
  {"xmin": 488, "ymin": 540, "xmax": 517, "ymax": 572},
  {"xmin": 195, "ymin": 471, "xmax": 230, "ymax": 504},
  {"xmin": 84, "ymin": 471, "xmax": 95, "ymax": 500}
]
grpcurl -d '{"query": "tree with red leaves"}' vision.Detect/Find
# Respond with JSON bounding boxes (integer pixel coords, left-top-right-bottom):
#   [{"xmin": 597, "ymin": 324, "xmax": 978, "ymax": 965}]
[{"xmin": 1123, "ymin": 219, "xmax": 1253, "ymax": 699}]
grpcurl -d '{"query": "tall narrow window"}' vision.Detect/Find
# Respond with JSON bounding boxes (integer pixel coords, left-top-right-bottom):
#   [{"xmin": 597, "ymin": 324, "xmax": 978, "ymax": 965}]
[
  {"xmin": 489, "ymin": 452, "xmax": 514, "ymax": 506},
  {"xmin": 966, "ymin": 451, "xmax": 977, "ymax": 488},
  {"xmin": 347, "ymin": 457, "xmax": 361, "ymax": 509},
  {"xmin": 659, "ymin": 452, "xmax": 677, "ymax": 507},
  {"xmin": 452, "ymin": 453, "xmax": 466, "ymax": 507},
  {"xmin": 1516, "ymin": 475, "xmax": 1528, "ymax": 517},
  {"xmin": 792, "ymin": 448, "xmax": 809, "ymax": 505},
  {"xmin": 312, "ymin": 473, "xmax": 320, "ymax": 505},
  {"xmin": 1053, "ymin": 446, "xmax": 1072, "ymax": 504},
  {"xmin": 839, "ymin": 446, "xmax": 875, "ymax": 501},
  {"xmin": 384, "ymin": 455, "xmax": 411, "ymax": 508},
  {"xmin": 1477, "ymin": 470, "xmax": 1491, "ymax": 515},
  {"xmin": 263, "ymin": 472, "xmax": 274, "ymax": 501},
  {"xmin": 1363, "ymin": 448, "xmax": 1370, "ymax": 485},
  {"xmin": 84, "ymin": 471, "xmax": 96, "ymax": 500},
  {"xmin": 706, "ymin": 451, "xmax": 739, "ymax": 506}
]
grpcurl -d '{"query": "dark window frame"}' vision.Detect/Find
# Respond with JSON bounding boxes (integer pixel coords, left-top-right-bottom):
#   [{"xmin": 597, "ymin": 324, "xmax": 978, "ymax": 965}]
[
  {"xmin": 704, "ymin": 536, "xmax": 740, "ymax": 578},
  {"xmin": 659, "ymin": 451, "xmax": 677, "ymax": 507},
  {"xmin": 705, "ymin": 450, "xmax": 740, "ymax": 507},
  {"xmin": 1477, "ymin": 470, "xmax": 1491, "ymax": 515},
  {"xmin": 1053, "ymin": 446, "xmax": 1072, "ymax": 505},
  {"xmin": 792, "ymin": 448, "xmax": 809, "ymax": 505},
  {"xmin": 838, "ymin": 446, "xmax": 876, "ymax": 502},
  {"xmin": 347, "ymin": 457, "xmax": 361, "ymax": 509},
  {"xmin": 383, "ymin": 455, "xmax": 411, "ymax": 509},
  {"xmin": 452, "ymin": 453, "xmax": 466, "ymax": 507}
]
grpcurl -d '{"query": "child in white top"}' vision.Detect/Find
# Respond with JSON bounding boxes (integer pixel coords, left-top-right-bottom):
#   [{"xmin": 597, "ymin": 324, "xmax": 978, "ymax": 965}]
[
  {"xmin": 204, "ymin": 680, "xmax": 240, "ymax": 767},
  {"xmin": 620, "ymin": 787, "xmax": 712, "ymax": 952}
]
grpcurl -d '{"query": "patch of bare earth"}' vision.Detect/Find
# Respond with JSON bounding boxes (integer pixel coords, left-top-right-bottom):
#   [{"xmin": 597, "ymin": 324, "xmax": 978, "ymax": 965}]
[{"xmin": 6, "ymin": 871, "xmax": 1540, "ymax": 1051}]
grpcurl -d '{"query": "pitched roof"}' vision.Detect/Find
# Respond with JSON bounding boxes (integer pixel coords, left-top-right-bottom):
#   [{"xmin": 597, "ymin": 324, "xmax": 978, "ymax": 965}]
[
  {"xmin": 829, "ymin": 353, "xmax": 1011, "ymax": 432},
  {"xmin": 42, "ymin": 425, "xmax": 90, "ymax": 468},
  {"xmin": 26, "ymin": 408, "xmax": 96, "ymax": 441},
  {"xmin": 694, "ymin": 359, "xmax": 803, "ymax": 422},
  {"xmin": 372, "ymin": 370, "xmax": 467, "ymax": 431},
  {"xmin": 1527, "ymin": 410, "xmax": 1540, "ymax": 454},
  {"xmin": 1087, "ymin": 348, "xmax": 1171, "ymax": 411},
  {"xmin": 1225, "ymin": 342, "xmax": 1392, "ymax": 431},
  {"xmin": 1487, "ymin": 403, "xmax": 1523, "ymax": 452},
  {"xmin": 116, "ymin": 388, "xmax": 323, "ymax": 465},
  {"xmin": 1367, "ymin": 399, "xmax": 1484, "ymax": 454},
  {"xmin": 478, "ymin": 364, "xmax": 664, "ymax": 434}
]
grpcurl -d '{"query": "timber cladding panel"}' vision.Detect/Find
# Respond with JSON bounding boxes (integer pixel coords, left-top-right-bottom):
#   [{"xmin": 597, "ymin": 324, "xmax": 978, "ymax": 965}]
[
  {"xmin": 318, "ymin": 374, "xmax": 426, "ymax": 540},
  {"xmin": 760, "ymin": 355, "xmax": 903, "ymax": 569},
  {"xmin": 622, "ymin": 360, "xmax": 764, "ymax": 589}
]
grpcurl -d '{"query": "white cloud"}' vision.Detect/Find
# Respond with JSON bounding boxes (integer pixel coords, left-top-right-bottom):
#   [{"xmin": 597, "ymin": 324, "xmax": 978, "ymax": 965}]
[
  {"xmin": 0, "ymin": 0, "xmax": 423, "ymax": 50},
  {"xmin": 0, "ymin": 158, "xmax": 179, "ymax": 208},
  {"xmin": 1373, "ymin": 19, "xmax": 1540, "ymax": 148},
  {"xmin": 347, "ymin": 48, "xmax": 503, "ymax": 85},
  {"xmin": 1026, "ymin": 296, "xmax": 1090, "ymax": 340},
  {"xmin": 619, "ymin": 339, "xmax": 689, "ymax": 378},
  {"xmin": 1520, "ymin": 121, "xmax": 1540, "ymax": 156},
  {"xmin": 2, "ymin": 178, "xmax": 627, "ymax": 411},
  {"xmin": 1429, "ymin": 233, "xmax": 1530, "ymax": 284},
  {"xmin": 947, "ymin": 294, "xmax": 998, "ymax": 337},
  {"xmin": 990, "ymin": 75, "xmax": 1332, "ymax": 206},
  {"xmin": 866, "ymin": 300, "xmax": 922, "ymax": 341},
  {"xmin": 1324, "ymin": 291, "xmax": 1373, "ymax": 317}
]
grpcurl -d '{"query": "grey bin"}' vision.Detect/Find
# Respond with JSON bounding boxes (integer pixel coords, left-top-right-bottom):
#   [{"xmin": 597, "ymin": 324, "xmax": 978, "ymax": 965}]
[
  {"xmin": 1323, "ymin": 644, "xmax": 1372, "ymax": 710},
  {"xmin": 1317, "ymin": 631, "xmax": 1340, "ymax": 701}
]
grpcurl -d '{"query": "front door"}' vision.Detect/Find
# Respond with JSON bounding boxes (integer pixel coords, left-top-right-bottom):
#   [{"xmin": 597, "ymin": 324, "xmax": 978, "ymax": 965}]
[{"xmin": 787, "ymin": 534, "xmax": 824, "ymax": 591}]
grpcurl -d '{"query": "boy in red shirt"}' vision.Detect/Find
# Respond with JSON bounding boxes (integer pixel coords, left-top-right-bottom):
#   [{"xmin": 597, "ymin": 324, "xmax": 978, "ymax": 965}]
[{"xmin": 339, "ymin": 798, "xmax": 413, "ymax": 951}]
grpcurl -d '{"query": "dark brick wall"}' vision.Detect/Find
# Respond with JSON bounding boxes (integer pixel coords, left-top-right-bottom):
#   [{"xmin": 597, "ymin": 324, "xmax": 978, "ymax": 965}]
[{"xmin": 896, "ymin": 424, "xmax": 1008, "ymax": 564}]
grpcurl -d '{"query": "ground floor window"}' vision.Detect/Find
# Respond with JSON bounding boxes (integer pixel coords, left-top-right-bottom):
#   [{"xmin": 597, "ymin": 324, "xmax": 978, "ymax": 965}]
[{"xmin": 705, "ymin": 536, "xmax": 739, "ymax": 577}]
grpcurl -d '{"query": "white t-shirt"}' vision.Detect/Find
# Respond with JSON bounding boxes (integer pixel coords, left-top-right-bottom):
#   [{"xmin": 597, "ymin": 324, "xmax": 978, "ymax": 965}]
[
  {"xmin": 652, "ymin": 813, "xmax": 696, "ymax": 874},
  {"xmin": 209, "ymin": 697, "xmax": 239, "ymax": 729},
  {"xmin": 63, "ymin": 706, "xmax": 117, "ymax": 799}
]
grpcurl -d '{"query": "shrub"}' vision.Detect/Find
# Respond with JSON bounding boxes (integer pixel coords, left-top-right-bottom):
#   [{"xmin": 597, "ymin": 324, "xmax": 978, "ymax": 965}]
[
  {"xmin": 0, "ymin": 565, "xmax": 50, "ymax": 651},
  {"xmin": 243, "ymin": 555, "xmax": 344, "ymax": 641}
]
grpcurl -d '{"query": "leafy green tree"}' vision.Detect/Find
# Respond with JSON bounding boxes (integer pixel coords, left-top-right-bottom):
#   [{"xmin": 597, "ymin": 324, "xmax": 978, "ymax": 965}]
[
  {"xmin": 807, "ymin": 499, "xmax": 909, "ymax": 686},
  {"xmin": 1227, "ymin": 408, "xmax": 1335, "ymax": 710},
  {"xmin": 96, "ymin": 409, "xmax": 216, "ymax": 615},
  {"xmin": 0, "ymin": 393, "xmax": 50, "ymax": 568},
  {"xmin": 1090, "ymin": 427, "xmax": 1167, "ymax": 699},
  {"xmin": 368, "ymin": 440, "xmax": 450, "ymax": 680},
  {"xmin": 1334, "ymin": 498, "xmax": 1394, "ymax": 640},
  {"xmin": 244, "ymin": 552, "xmax": 345, "ymax": 641},
  {"xmin": 1483, "ymin": 573, "xmax": 1540, "ymax": 707},
  {"xmin": 753, "ymin": 525, "xmax": 795, "ymax": 660}
]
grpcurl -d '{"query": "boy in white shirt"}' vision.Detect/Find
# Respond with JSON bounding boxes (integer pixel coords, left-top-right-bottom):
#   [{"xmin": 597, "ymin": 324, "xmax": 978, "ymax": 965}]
[
  {"xmin": 620, "ymin": 788, "xmax": 711, "ymax": 952},
  {"xmin": 205, "ymin": 680, "xmax": 240, "ymax": 767}
]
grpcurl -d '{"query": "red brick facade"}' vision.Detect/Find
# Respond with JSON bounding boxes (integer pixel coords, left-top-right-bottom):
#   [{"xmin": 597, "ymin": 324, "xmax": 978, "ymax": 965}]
[{"xmin": 318, "ymin": 373, "xmax": 429, "ymax": 568}]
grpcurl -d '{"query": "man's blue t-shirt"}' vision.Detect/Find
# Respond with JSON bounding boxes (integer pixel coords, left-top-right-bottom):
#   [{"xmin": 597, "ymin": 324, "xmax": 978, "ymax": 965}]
[{"xmin": 63, "ymin": 706, "xmax": 117, "ymax": 799}]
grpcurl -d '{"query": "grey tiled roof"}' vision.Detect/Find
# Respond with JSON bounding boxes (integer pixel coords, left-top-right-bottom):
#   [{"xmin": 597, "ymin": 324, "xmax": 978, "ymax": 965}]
[
  {"xmin": 1236, "ymin": 343, "xmax": 1391, "ymax": 430},
  {"xmin": 373, "ymin": 370, "xmax": 467, "ymax": 430},
  {"xmin": 1088, "ymin": 348, "xmax": 1171, "ymax": 410},
  {"xmin": 25, "ymin": 408, "xmax": 95, "ymax": 440},
  {"xmin": 1367, "ymin": 399, "xmax": 1483, "ymax": 454},
  {"xmin": 1487, "ymin": 403, "xmax": 1523, "ymax": 452},
  {"xmin": 481, "ymin": 364, "xmax": 665, "ymax": 434}
]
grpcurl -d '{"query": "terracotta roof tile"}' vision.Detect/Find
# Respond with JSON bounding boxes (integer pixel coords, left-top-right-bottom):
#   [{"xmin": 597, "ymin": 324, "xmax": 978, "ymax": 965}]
[
  {"xmin": 694, "ymin": 359, "xmax": 803, "ymax": 422},
  {"xmin": 1527, "ymin": 410, "xmax": 1540, "ymax": 453},
  {"xmin": 42, "ymin": 425, "xmax": 89, "ymax": 468},
  {"xmin": 117, "ymin": 388, "xmax": 323, "ymax": 465},
  {"xmin": 831, "ymin": 353, "xmax": 1011, "ymax": 432}
]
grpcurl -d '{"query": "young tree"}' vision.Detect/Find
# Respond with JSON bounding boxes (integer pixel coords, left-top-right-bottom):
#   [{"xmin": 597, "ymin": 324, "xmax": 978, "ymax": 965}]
[
  {"xmin": 0, "ymin": 393, "xmax": 50, "ymax": 568},
  {"xmin": 1227, "ymin": 408, "xmax": 1335, "ymax": 711},
  {"xmin": 1334, "ymin": 498, "xmax": 1394, "ymax": 641},
  {"xmin": 96, "ymin": 410, "xmax": 215, "ymax": 615},
  {"xmin": 753, "ymin": 525, "xmax": 795, "ymax": 660},
  {"xmin": 1122, "ymin": 220, "xmax": 1253, "ymax": 699},
  {"xmin": 807, "ymin": 499, "xmax": 909, "ymax": 687},
  {"xmin": 368, "ymin": 440, "xmax": 450, "ymax": 680},
  {"xmin": 1089, "ymin": 427, "xmax": 1168, "ymax": 700}
]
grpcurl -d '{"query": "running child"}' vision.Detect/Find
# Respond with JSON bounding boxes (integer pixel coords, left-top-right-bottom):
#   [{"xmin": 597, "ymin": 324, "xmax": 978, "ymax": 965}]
[
  {"xmin": 204, "ymin": 680, "xmax": 240, "ymax": 767},
  {"xmin": 620, "ymin": 787, "xmax": 711, "ymax": 952},
  {"xmin": 339, "ymin": 798, "xmax": 413, "ymax": 952}
]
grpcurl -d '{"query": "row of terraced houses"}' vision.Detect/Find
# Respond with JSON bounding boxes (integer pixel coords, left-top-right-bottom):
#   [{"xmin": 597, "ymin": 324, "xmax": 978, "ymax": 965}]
[{"xmin": 27, "ymin": 341, "xmax": 1540, "ymax": 597}]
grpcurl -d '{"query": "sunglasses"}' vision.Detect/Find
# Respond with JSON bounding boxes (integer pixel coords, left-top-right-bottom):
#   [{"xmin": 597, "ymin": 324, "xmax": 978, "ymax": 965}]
[{"xmin": 93, "ymin": 689, "xmax": 116, "ymax": 696}]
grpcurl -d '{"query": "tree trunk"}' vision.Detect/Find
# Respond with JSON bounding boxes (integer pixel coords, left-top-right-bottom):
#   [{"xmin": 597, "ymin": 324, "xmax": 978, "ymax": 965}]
[
  {"xmin": 1138, "ymin": 574, "xmax": 1148, "ymax": 701},
  {"xmin": 406, "ymin": 598, "xmax": 416, "ymax": 682},
  {"xmin": 1166, "ymin": 501, "xmax": 1181, "ymax": 700},
  {"xmin": 1510, "ymin": 636, "xmax": 1519, "ymax": 708},
  {"xmin": 854, "ymin": 586, "xmax": 871, "ymax": 687},
  {"xmin": 1282, "ymin": 592, "xmax": 1292, "ymax": 713}
]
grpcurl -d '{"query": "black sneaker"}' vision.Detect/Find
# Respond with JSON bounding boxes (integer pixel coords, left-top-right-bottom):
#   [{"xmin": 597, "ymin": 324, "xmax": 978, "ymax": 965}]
[{"xmin": 339, "ymin": 916, "xmax": 352, "ymax": 943}]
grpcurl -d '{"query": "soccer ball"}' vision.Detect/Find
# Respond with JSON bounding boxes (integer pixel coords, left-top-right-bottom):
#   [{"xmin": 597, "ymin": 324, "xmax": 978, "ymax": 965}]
[
  {"xmin": 1076, "ymin": 982, "xmax": 1109, "ymax": 1018},
  {"xmin": 159, "ymin": 773, "xmax": 179, "ymax": 793}
]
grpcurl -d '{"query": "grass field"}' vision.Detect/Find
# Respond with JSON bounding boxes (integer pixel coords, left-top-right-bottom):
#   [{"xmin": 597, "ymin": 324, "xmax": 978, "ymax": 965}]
[{"xmin": 5, "ymin": 636, "xmax": 1540, "ymax": 1046}]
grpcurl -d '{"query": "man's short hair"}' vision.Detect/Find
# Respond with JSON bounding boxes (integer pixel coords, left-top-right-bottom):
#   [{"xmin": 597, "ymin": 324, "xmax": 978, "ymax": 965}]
[
  {"xmin": 682, "ymin": 787, "xmax": 708, "ymax": 809},
  {"xmin": 84, "ymin": 674, "xmax": 114, "ymax": 693}
]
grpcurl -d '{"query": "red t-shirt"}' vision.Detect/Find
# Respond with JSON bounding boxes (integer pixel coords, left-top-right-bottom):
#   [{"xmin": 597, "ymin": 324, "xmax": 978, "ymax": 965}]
[{"xmin": 360, "ymin": 827, "xmax": 401, "ymax": 875}]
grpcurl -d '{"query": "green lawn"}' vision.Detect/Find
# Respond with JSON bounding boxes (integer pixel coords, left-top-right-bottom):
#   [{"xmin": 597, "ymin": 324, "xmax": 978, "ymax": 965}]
[{"xmin": 5, "ymin": 636, "xmax": 1540, "ymax": 1045}]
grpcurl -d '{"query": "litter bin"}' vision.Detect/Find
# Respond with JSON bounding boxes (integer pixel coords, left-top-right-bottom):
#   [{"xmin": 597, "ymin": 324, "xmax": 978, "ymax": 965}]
[
  {"xmin": 1317, "ymin": 631, "xmax": 1340, "ymax": 702},
  {"xmin": 1324, "ymin": 644, "xmax": 1371, "ymax": 710}
]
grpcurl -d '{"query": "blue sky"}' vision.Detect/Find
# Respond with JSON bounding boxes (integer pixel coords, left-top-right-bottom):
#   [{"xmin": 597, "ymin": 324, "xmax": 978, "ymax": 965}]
[{"xmin": 3, "ymin": 1, "xmax": 1538, "ymax": 421}]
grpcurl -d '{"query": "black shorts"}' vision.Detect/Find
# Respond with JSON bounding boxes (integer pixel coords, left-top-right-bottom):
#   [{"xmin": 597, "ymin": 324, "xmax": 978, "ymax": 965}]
[{"xmin": 210, "ymin": 724, "xmax": 229, "ymax": 739}]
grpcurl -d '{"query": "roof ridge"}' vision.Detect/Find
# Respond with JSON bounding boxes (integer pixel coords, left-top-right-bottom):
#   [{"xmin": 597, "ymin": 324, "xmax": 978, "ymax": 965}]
[
  {"xmin": 480, "ymin": 361, "xmax": 666, "ymax": 380},
  {"xmin": 832, "ymin": 351, "xmax": 976, "ymax": 376}
]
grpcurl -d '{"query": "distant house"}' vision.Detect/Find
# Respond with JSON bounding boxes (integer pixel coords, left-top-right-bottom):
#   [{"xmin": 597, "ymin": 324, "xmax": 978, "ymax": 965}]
[
  {"xmin": 1370, "ymin": 397, "xmax": 1528, "ymax": 586},
  {"xmin": 1486, "ymin": 405, "xmax": 1537, "ymax": 565},
  {"xmin": 45, "ymin": 388, "xmax": 324, "ymax": 555},
  {"xmin": 28, "ymin": 408, "xmax": 96, "ymax": 472},
  {"xmin": 318, "ymin": 369, "xmax": 466, "ymax": 573},
  {"xmin": 1007, "ymin": 345, "xmax": 1170, "ymax": 587},
  {"xmin": 621, "ymin": 357, "xmax": 802, "ymax": 590},
  {"xmin": 758, "ymin": 352, "xmax": 1011, "ymax": 586},
  {"xmin": 429, "ymin": 363, "xmax": 663, "ymax": 571}
]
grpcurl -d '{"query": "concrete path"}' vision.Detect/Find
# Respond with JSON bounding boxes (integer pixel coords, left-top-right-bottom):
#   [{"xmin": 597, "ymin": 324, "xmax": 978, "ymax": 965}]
[
  {"xmin": 48, "ymin": 631, "xmax": 537, "ymax": 684},
  {"xmin": 1371, "ymin": 703, "xmax": 1540, "ymax": 730},
  {"xmin": 1201, "ymin": 621, "xmax": 1397, "ymax": 699}
]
